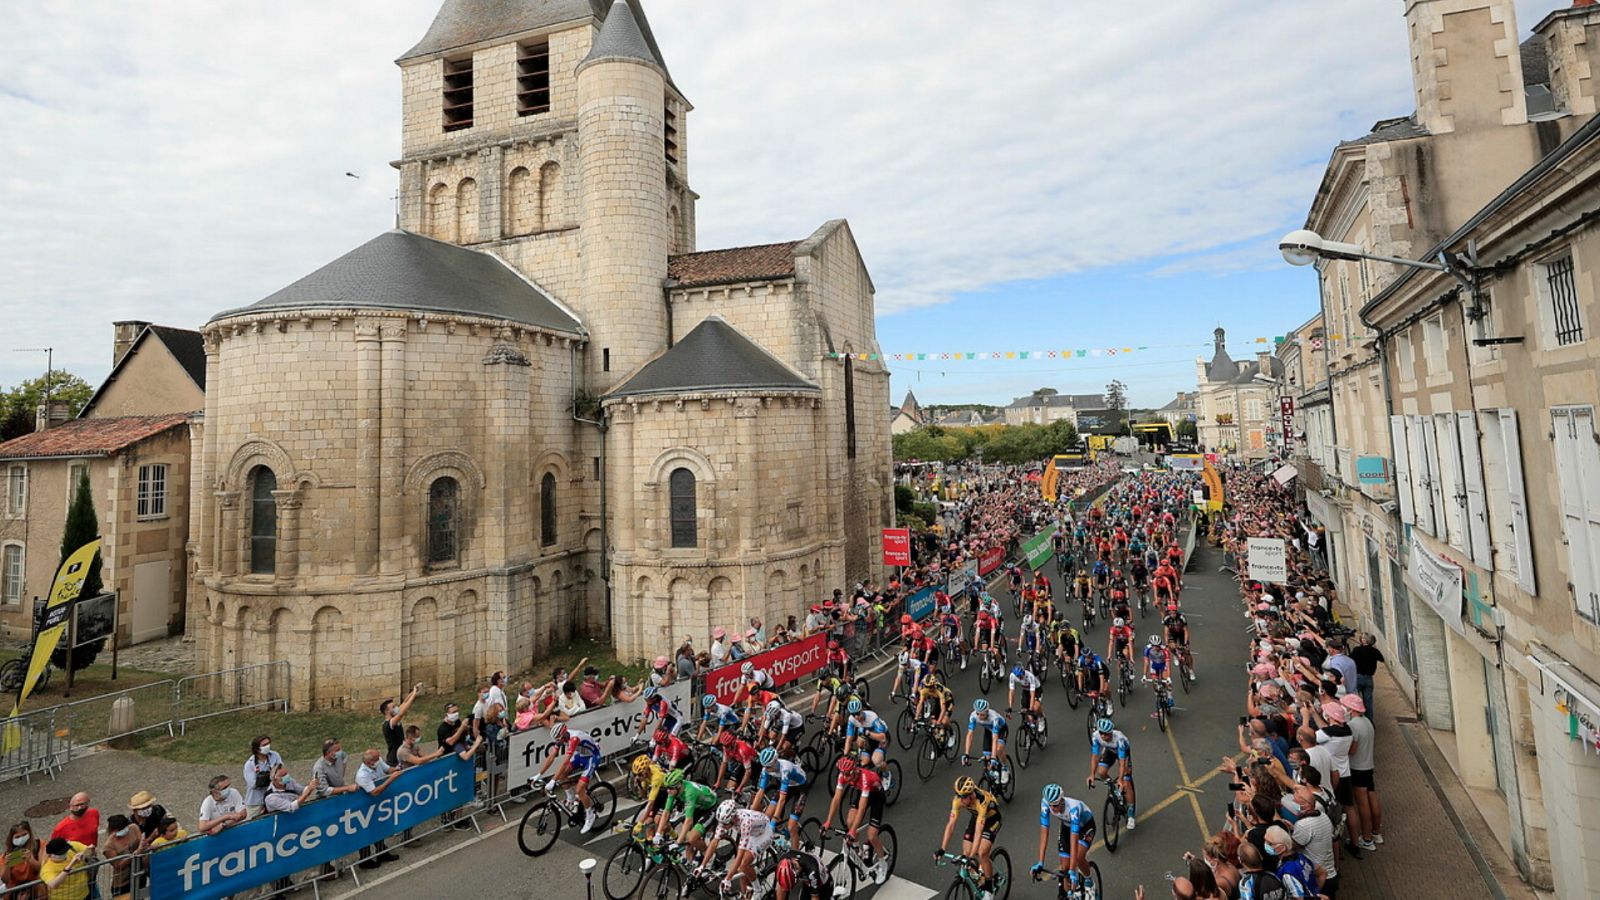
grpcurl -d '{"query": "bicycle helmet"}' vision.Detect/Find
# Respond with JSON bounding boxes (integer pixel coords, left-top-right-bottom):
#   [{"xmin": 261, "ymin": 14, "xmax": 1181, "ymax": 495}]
[
  {"xmin": 741, "ymin": 662, "xmax": 754, "ymax": 676},
  {"xmin": 716, "ymin": 799, "xmax": 739, "ymax": 826},
  {"xmin": 1042, "ymin": 783, "xmax": 1064, "ymax": 806},
  {"xmin": 631, "ymin": 755, "xmax": 654, "ymax": 777},
  {"xmin": 766, "ymin": 699, "xmax": 783, "ymax": 718},
  {"xmin": 1149, "ymin": 635, "xmax": 1163, "ymax": 647},
  {"xmin": 897, "ymin": 651, "xmax": 910, "ymax": 665},
  {"xmin": 643, "ymin": 686, "xmax": 659, "ymax": 701},
  {"xmin": 828, "ymin": 640, "xmax": 841, "ymax": 650},
  {"xmin": 972, "ymin": 698, "xmax": 989, "ymax": 713},
  {"xmin": 717, "ymin": 730, "xmax": 735, "ymax": 747},
  {"xmin": 757, "ymin": 747, "xmax": 778, "ymax": 768},
  {"xmin": 924, "ymin": 673, "xmax": 941, "ymax": 689},
  {"xmin": 833, "ymin": 683, "xmax": 852, "ymax": 700},
  {"xmin": 701, "ymin": 694, "xmax": 717, "ymax": 710},
  {"xmin": 953, "ymin": 776, "xmax": 977, "ymax": 798},
  {"xmin": 836, "ymin": 755, "xmax": 857, "ymax": 775},
  {"xmin": 1113, "ymin": 617, "xmax": 1126, "ymax": 628},
  {"xmin": 1011, "ymin": 664, "xmax": 1025, "ymax": 679},
  {"xmin": 550, "ymin": 722, "xmax": 569, "ymax": 742},
  {"xmin": 1096, "ymin": 717, "xmax": 1115, "ymax": 735},
  {"xmin": 662, "ymin": 769, "xmax": 685, "ymax": 790},
  {"xmin": 653, "ymin": 728, "xmax": 670, "ymax": 744},
  {"xmin": 901, "ymin": 614, "xmax": 913, "ymax": 625},
  {"xmin": 846, "ymin": 698, "xmax": 863, "ymax": 716},
  {"xmin": 776, "ymin": 857, "xmax": 799, "ymax": 892}
]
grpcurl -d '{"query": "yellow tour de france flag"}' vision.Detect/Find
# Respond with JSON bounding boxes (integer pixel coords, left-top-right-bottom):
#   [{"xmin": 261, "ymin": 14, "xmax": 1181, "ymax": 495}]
[{"xmin": 1, "ymin": 538, "xmax": 100, "ymax": 752}]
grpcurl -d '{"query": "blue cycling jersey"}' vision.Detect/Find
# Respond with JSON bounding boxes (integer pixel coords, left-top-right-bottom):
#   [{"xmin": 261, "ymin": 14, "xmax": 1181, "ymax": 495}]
[
  {"xmin": 1090, "ymin": 730, "xmax": 1131, "ymax": 759},
  {"xmin": 1040, "ymin": 796, "xmax": 1094, "ymax": 831},
  {"xmin": 967, "ymin": 711, "xmax": 1006, "ymax": 734}
]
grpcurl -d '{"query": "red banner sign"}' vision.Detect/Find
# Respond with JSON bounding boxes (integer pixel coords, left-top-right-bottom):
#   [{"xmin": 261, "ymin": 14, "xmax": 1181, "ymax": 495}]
[
  {"xmin": 703, "ymin": 632, "xmax": 829, "ymax": 705},
  {"xmin": 882, "ymin": 528, "xmax": 912, "ymax": 567},
  {"xmin": 1279, "ymin": 396, "xmax": 1295, "ymax": 452},
  {"xmin": 978, "ymin": 546, "xmax": 1005, "ymax": 576}
]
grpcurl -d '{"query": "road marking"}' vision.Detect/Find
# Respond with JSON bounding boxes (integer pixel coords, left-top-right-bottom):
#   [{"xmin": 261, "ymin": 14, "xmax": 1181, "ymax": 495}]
[
  {"xmin": 871, "ymin": 876, "xmax": 938, "ymax": 899},
  {"xmin": 1164, "ymin": 717, "xmax": 1210, "ymax": 840}
]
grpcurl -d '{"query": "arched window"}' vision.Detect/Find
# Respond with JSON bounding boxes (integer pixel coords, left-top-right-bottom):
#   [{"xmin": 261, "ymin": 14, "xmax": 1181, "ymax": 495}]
[
  {"xmin": 540, "ymin": 472, "xmax": 557, "ymax": 547},
  {"xmin": 428, "ymin": 182, "xmax": 455, "ymax": 242},
  {"xmin": 507, "ymin": 167, "xmax": 534, "ymax": 236},
  {"xmin": 669, "ymin": 467, "xmax": 696, "ymax": 548},
  {"xmin": 249, "ymin": 466, "xmax": 277, "ymax": 575},
  {"xmin": 538, "ymin": 161, "xmax": 562, "ymax": 230},
  {"xmin": 456, "ymin": 178, "xmax": 479, "ymax": 243},
  {"xmin": 428, "ymin": 476, "xmax": 460, "ymax": 564}
]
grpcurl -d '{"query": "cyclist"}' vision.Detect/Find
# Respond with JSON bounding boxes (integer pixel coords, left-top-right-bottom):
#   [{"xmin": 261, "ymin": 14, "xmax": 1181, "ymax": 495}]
[
  {"xmin": 1086, "ymin": 718, "xmax": 1136, "ymax": 829},
  {"xmin": 1017, "ymin": 611, "xmax": 1044, "ymax": 659},
  {"xmin": 533, "ymin": 721, "xmax": 603, "ymax": 833},
  {"xmin": 938, "ymin": 776, "xmax": 1003, "ymax": 900},
  {"xmin": 1107, "ymin": 617, "xmax": 1136, "ymax": 674},
  {"xmin": 651, "ymin": 769, "xmax": 719, "ymax": 851},
  {"xmin": 761, "ymin": 698, "xmax": 805, "ymax": 754},
  {"xmin": 825, "ymin": 639, "xmax": 852, "ymax": 683},
  {"xmin": 973, "ymin": 602, "xmax": 1001, "ymax": 661},
  {"xmin": 1034, "ymin": 783, "xmax": 1098, "ymax": 895},
  {"xmin": 1008, "ymin": 564, "xmax": 1025, "ymax": 601},
  {"xmin": 917, "ymin": 672, "xmax": 956, "ymax": 746},
  {"xmin": 651, "ymin": 727, "xmax": 694, "ymax": 772},
  {"xmin": 753, "ymin": 746, "xmax": 807, "ymax": 845},
  {"xmin": 891, "ymin": 648, "xmax": 927, "ymax": 700},
  {"xmin": 1143, "ymin": 635, "xmax": 1173, "ymax": 709},
  {"xmin": 698, "ymin": 693, "xmax": 742, "ymax": 742},
  {"xmin": 774, "ymin": 846, "xmax": 837, "ymax": 900},
  {"xmin": 712, "ymin": 729, "xmax": 759, "ymax": 796},
  {"xmin": 1077, "ymin": 649, "xmax": 1111, "ymax": 712},
  {"xmin": 845, "ymin": 699, "xmax": 892, "ymax": 769},
  {"xmin": 820, "ymin": 755, "xmax": 891, "ymax": 883},
  {"xmin": 810, "ymin": 668, "xmax": 847, "ymax": 718},
  {"xmin": 1091, "ymin": 559, "xmax": 1110, "ymax": 597},
  {"xmin": 733, "ymin": 662, "xmax": 776, "ymax": 708},
  {"xmin": 1163, "ymin": 604, "xmax": 1193, "ymax": 679},
  {"xmin": 961, "ymin": 699, "xmax": 1010, "ymax": 786},
  {"xmin": 1007, "ymin": 662, "xmax": 1045, "ymax": 738},
  {"xmin": 634, "ymin": 686, "xmax": 683, "ymax": 742},
  {"xmin": 700, "ymin": 799, "xmax": 772, "ymax": 897},
  {"xmin": 939, "ymin": 605, "xmax": 965, "ymax": 669},
  {"xmin": 1071, "ymin": 570, "xmax": 1092, "ymax": 606},
  {"xmin": 1053, "ymin": 619, "xmax": 1081, "ymax": 676}
]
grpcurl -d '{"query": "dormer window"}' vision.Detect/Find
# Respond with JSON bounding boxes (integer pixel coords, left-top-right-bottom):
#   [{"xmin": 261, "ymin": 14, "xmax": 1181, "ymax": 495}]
[
  {"xmin": 443, "ymin": 56, "xmax": 474, "ymax": 132},
  {"xmin": 517, "ymin": 42, "xmax": 551, "ymax": 116}
]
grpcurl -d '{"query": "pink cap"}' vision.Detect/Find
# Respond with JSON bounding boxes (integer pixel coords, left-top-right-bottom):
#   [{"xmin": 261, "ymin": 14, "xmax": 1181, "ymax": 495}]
[
  {"xmin": 1321, "ymin": 702, "xmax": 1347, "ymax": 723},
  {"xmin": 654, "ymin": 656, "xmax": 669, "ymax": 668},
  {"xmin": 712, "ymin": 627, "xmax": 726, "ymax": 640},
  {"xmin": 1340, "ymin": 693, "xmax": 1366, "ymax": 713},
  {"xmin": 1252, "ymin": 663, "xmax": 1275, "ymax": 678}
]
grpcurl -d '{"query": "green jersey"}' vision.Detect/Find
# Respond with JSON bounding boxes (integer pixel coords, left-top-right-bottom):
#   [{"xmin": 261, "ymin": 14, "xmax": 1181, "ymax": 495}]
[{"xmin": 665, "ymin": 780, "xmax": 719, "ymax": 827}]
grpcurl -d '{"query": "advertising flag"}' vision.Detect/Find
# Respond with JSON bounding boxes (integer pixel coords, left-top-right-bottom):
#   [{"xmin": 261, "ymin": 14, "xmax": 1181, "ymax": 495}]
[{"xmin": 2, "ymin": 538, "xmax": 101, "ymax": 752}]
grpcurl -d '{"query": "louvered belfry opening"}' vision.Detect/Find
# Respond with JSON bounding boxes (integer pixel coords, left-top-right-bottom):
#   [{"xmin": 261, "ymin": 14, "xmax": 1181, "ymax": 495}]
[{"xmin": 442, "ymin": 56, "xmax": 474, "ymax": 131}]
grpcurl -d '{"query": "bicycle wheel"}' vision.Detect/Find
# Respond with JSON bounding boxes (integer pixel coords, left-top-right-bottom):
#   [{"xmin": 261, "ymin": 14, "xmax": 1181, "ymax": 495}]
[
  {"xmin": 798, "ymin": 747, "xmax": 823, "ymax": 793},
  {"xmin": 978, "ymin": 658, "xmax": 992, "ymax": 694},
  {"xmin": 1102, "ymin": 794, "xmax": 1122, "ymax": 853},
  {"xmin": 603, "ymin": 842, "xmax": 648, "ymax": 900},
  {"xmin": 1157, "ymin": 696, "xmax": 1168, "ymax": 733},
  {"xmin": 1116, "ymin": 673, "xmax": 1128, "ymax": 708},
  {"xmin": 516, "ymin": 799, "xmax": 562, "ymax": 856},
  {"xmin": 826, "ymin": 847, "xmax": 857, "ymax": 898},
  {"xmin": 895, "ymin": 707, "xmax": 917, "ymax": 750},
  {"xmin": 1086, "ymin": 861, "xmax": 1104, "ymax": 900},
  {"xmin": 876, "ymin": 823, "xmax": 899, "ymax": 883},
  {"xmin": 798, "ymin": 816, "xmax": 826, "ymax": 851},
  {"xmin": 1015, "ymin": 724, "xmax": 1032, "ymax": 769},
  {"xmin": 692, "ymin": 753, "xmax": 719, "ymax": 787},
  {"xmin": 0, "ymin": 659, "xmax": 23, "ymax": 693},
  {"xmin": 852, "ymin": 676, "xmax": 871, "ymax": 703},
  {"xmin": 1180, "ymin": 661, "xmax": 1193, "ymax": 694},
  {"xmin": 996, "ymin": 754, "xmax": 1015, "ymax": 803},
  {"xmin": 639, "ymin": 862, "xmax": 682, "ymax": 900},
  {"xmin": 589, "ymin": 782, "xmax": 617, "ymax": 832},
  {"xmin": 944, "ymin": 876, "xmax": 976, "ymax": 900},
  {"xmin": 917, "ymin": 732, "xmax": 940, "ymax": 781},
  {"xmin": 883, "ymin": 759, "xmax": 903, "ymax": 806},
  {"xmin": 984, "ymin": 847, "xmax": 1011, "ymax": 900}
]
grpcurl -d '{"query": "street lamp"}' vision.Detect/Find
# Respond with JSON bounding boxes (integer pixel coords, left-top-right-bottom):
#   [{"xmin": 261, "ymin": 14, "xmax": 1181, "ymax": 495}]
[
  {"xmin": 580, "ymin": 858, "xmax": 597, "ymax": 900},
  {"xmin": 1279, "ymin": 229, "xmax": 1482, "ymax": 312}
]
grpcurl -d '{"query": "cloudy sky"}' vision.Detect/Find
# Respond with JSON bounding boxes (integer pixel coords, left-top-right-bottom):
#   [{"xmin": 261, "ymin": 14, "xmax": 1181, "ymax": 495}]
[{"xmin": 0, "ymin": 0, "xmax": 1568, "ymax": 408}]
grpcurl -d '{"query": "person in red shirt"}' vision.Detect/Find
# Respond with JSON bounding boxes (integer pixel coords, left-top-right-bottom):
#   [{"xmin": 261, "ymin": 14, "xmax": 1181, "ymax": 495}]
[
  {"xmin": 50, "ymin": 793, "xmax": 99, "ymax": 847},
  {"xmin": 715, "ymin": 730, "xmax": 759, "ymax": 796},
  {"xmin": 652, "ymin": 730, "xmax": 692, "ymax": 771}
]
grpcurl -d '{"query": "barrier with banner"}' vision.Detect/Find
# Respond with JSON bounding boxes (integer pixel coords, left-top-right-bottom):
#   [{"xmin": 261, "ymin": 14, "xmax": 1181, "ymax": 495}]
[
  {"xmin": 1022, "ymin": 528, "xmax": 1056, "ymax": 571},
  {"xmin": 504, "ymin": 679, "xmax": 691, "ymax": 785},
  {"xmin": 905, "ymin": 586, "xmax": 938, "ymax": 623},
  {"xmin": 978, "ymin": 546, "xmax": 1005, "ymax": 576},
  {"xmin": 150, "ymin": 754, "xmax": 475, "ymax": 900},
  {"xmin": 701, "ymin": 633, "xmax": 828, "ymax": 706},
  {"xmin": 947, "ymin": 562, "xmax": 979, "ymax": 598}
]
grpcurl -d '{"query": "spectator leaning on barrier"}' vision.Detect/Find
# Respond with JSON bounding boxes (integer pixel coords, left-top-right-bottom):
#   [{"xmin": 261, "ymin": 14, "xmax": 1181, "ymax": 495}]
[
  {"xmin": 197, "ymin": 775, "xmax": 248, "ymax": 835},
  {"xmin": 313, "ymin": 739, "xmax": 358, "ymax": 800},
  {"xmin": 147, "ymin": 817, "xmax": 187, "ymax": 850},
  {"xmin": 242, "ymin": 736, "xmax": 282, "ymax": 817},
  {"xmin": 49, "ymin": 793, "xmax": 99, "ymax": 849},
  {"xmin": 126, "ymin": 792, "xmax": 166, "ymax": 849},
  {"xmin": 354, "ymin": 750, "xmax": 402, "ymax": 870},
  {"xmin": 38, "ymin": 838, "xmax": 91, "ymax": 900},
  {"xmin": 264, "ymin": 764, "xmax": 316, "ymax": 814},
  {"xmin": 381, "ymin": 684, "xmax": 423, "ymax": 767},
  {"xmin": 100, "ymin": 816, "xmax": 138, "ymax": 900},
  {"xmin": 396, "ymin": 725, "xmax": 445, "ymax": 768}
]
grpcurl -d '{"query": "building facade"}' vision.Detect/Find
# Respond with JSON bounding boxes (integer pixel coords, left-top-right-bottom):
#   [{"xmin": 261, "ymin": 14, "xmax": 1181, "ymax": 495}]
[
  {"xmin": 1194, "ymin": 328, "xmax": 1282, "ymax": 459},
  {"xmin": 189, "ymin": 0, "xmax": 892, "ymax": 708},
  {"xmin": 1290, "ymin": 2, "xmax": 1600, "ymax": 895},
  {"xmin": 1001, "ymin": 390, "xmax": 1099, "ymax": 427}
]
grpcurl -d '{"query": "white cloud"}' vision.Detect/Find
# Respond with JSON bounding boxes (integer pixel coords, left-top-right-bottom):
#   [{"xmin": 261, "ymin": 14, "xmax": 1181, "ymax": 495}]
[{"xmin": 0, "ymin": 0, "xmax": 1566, "ymax": 388}]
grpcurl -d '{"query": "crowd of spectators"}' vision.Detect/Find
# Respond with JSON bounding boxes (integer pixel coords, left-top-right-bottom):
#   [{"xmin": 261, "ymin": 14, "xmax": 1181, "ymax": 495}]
[{"xmin": 1159, "ymin": 465, "xmax": 1388, "ymax": 900}]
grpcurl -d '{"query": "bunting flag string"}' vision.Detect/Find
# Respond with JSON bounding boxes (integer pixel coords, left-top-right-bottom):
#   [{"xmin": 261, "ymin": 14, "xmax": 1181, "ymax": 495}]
[{"xmin": 823, "ymin": 333, "xmax": 1313, "ymax": 363}]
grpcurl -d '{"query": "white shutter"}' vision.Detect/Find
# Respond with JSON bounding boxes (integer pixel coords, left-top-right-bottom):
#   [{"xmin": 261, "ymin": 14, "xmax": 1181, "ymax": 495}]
[
  {"xmin": 1500, "ymin": 409, "xmax": 1537, "ymax": 594},
  {"xmin": 1409, "ymin": 415, "xmax": 1436, "ymax": 536},
  {"xmin": 1564, "ymin": 407, "xmax": 1600, "ymax": 622},
  {"xmin": 1422, "ymin": 416, "xmax": 1449, "ymax": 535},
  {"xmin": 1438, "ymin": 413, "xmax": 1470, "ymax": 554},
  {"xmin": 1552, "ymin": 407, "xmax": 1598, "ymax": 621},
  {"xmin": 1391, "ymin": 415, "xmax": 1416, "ymax": 526},
  {"xmin": 1456, "ymin": 411, "xmax": 1493, "ymax": 568}
]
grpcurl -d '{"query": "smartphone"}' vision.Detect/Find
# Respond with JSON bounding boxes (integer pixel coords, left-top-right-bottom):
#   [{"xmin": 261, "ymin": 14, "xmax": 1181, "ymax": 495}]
[
  {"xmin": 1228, "ymin": 781, "xmax": 1246, "ymax": 792},
  {"xmin": 1240, "ymin": 716, "xmax": 1249, "ymax": 726}
]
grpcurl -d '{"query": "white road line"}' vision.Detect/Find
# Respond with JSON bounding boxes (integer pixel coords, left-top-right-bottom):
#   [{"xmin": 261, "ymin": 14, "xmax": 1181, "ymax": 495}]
[{"xmin": 870, "ymin": 876, "xmax": 939, "ymax": 900}]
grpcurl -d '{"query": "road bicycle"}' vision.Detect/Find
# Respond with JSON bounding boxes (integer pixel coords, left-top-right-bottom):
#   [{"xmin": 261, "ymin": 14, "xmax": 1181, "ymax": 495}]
[
  {"xmin": 1090, "ymin": 776, "xmax": 1129, "ymax": 853},
  {"xmin": 1145, "ymin": 676, "xmax": 1176, "ymax": 732},
  {"xmin": 517, "ymin": 777, "xmax": 617, "ymax": 856},
  {"xmin": 915, "ymin": 718, "xmax": 959, "ymax": 782},
  {"xmin": 976, "ymin": 642, "xmax": 1008, "ymax": 694},
  {"xmin": 1033, "ymin": 862, "xmax": 1104, "ymax": 900},
  {"xmin": 1175, "ymin": 646, "xmax": 1196, "ymax": 694},
  {"xmin": 935, "ymin": 850, "xmax": 1014, "ymax": 900},
  {"xmin": 798, "ymin": 822, "xmax": 900, "ymax": 895},
  {"xmin": 1056, "ymin": 651, "xmax": 1081, "ymax": 708},
  {"xmin": 1116, "ymin": 656, "xmax": 1135, "ymax": 708},
  {"xmin": 970, "ymin": 751, "xmax": 1016, "ymax": 803},
  {"xmin": 1135, "ymin": 581, "xmax": 1151, "ymax": 619},
  {"xmin": 1080, "ymin": 595, "xmax": 1097, "ymax": 631},
  {"xmin": 832, "ymin": 756, "xmax": 903, "ymax": 808},
  {"xmin": 1013, "ymin": 706, "xmax": 1048, "ymax": 768},
  {"xmin": 1083, "ymin": 691, "xmax": 1112, "ymax": 742}
]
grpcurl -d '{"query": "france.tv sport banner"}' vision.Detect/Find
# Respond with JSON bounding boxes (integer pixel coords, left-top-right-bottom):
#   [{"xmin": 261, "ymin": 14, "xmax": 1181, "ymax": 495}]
[
  {"xmin": 2, "ymin": 538, "xmax": 100, "ymax": 754},
  {"xmin": 702, "ymin": 632, "xmax": 828, "ymax": 706},
  {"xmin": 504, "ymin": 679, "xmax": 691, "ymax": 786},
  {"xmin": 978, "ymin": 546, "xmax": 1005, "ymax": 577},
  {"xmin": 905, "ymin": 586, "xmax": 938, "ymax": 623},
  {"xmin": 150, "ymin": 754, "xmax": 474, "ymax": 900}
]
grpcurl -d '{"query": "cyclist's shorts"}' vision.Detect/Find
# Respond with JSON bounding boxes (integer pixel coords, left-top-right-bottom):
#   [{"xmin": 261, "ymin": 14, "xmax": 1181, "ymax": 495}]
[
  {"xmin": 1058, "ymin": 817, "xmax": 1096, "ymax": 856},
  {"xmin": 962, "ymin": 810, "xmax": 1002, "ymax": 843},
  {"xmin": 738, "ymin": 824, "xmax": 774, "ymax": 855},
  {"xmin": 863, "ymin": 789, "xmax": 887, "ymax": 829},
  {"xmin": 571, "ymin": 753, "xmax": 600, "ymax": 782}
]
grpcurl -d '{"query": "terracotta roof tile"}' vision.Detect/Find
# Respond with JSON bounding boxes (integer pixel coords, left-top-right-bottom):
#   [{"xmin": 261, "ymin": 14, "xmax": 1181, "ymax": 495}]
[
  {"xmin": 668, "ymin": 242, "xmax": 798, "ymax": 289},
  {"xmin": 0, "ymin": 414, "xmax": 189, "ymax": 460}
]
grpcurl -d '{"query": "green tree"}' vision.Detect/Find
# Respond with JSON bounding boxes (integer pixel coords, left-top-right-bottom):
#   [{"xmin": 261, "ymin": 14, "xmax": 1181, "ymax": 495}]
[
  {"xmin": 0, "ymin": 403, "xmax": 32, "ymax": 442},
  {"xmin": 1177, "ymin": 419, "xmax": 1198, "ymax": 441},
  {"xmin": 3, "ymin": 370, "xmax": 95, "ymax": 441},
  {"xmin": 56, "ymin": 468, "xmax": 106, "ymax": 668}
]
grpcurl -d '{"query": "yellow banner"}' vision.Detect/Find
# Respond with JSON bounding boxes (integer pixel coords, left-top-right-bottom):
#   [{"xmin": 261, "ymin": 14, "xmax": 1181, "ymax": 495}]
[
  {"xmin": 2, "ymin": 538, "xmax": 100, "ymax": 751},
  {"xmin": 1202, "ymin": 461, "xmax": 1225, "ymax": 513},
  {"xmin": 1041, "ymin": 460, "xmax": 1059, "ymax": 503}
]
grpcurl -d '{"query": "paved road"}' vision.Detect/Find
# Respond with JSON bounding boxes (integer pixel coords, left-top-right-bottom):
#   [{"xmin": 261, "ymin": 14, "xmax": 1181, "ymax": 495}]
[{"xmin": 383, "ymin": 534, "xmax": 1250, "ymax": 900}]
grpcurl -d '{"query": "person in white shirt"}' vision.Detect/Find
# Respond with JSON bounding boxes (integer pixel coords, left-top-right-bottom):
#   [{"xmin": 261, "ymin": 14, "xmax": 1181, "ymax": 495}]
[
  {"xmin": 709, "ymin": 627, "xmax": 729, "ymax": 667},
  {"xmin": 196, "ymin": 775, "xmax": 248, "ymax": 835},
  {"xmin": 355, "ymin": 749, "xmax": 402, "ymax": 869}
]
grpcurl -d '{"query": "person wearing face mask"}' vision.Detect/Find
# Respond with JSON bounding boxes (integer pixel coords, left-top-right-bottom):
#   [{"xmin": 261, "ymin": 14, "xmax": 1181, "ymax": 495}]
[
  {"xmin": 49, "ymin": 793, "xmax": 99, "ymax": 851},
  {"xmin": 38, "ymin": 837, "xmax": 90, "ymax": 900},
  {"xmin": 3, "ymin": 821, "xmax": 43, "ymax": 900},
  {"xmin": 1287, "ymin": 776, "xmax": 1337, "ymax": 898},
  {"xmin": 312, "ymin": 738, "xmax": 359, "ymax": 800},
  {"xmin": 99, "ymin": 816, "xmax": 139, "ymax": 900},
  {"xmin": 197, "ymin": 776, "xmax": 247, "ymax": 835},
  {"xmin": 355, "ymin": 749, "xmax": 403, "ymax": 869},
  {"xmin": 1264, "ymin": 825, "xmax": 1320, "ymax": 898},
  {"xmin": 380, "ymin": 684, "xmax": 423, "ymax": 767},
  {"xmin": 125, "ymin": 792, "xmax": 166, "ymax": 847},
  {"xmin": 242, "ymin": 735, "xmax": 282, "ymax": 817},
  {"xmin": 436, "ymin": 704, "xmax": 470, "ymax": 753}
]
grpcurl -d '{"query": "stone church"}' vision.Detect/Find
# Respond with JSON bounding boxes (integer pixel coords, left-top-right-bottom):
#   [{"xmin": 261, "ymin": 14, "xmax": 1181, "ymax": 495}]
[{"xmin": 189, "ymin": 0, "xmax": 892, "ymax": 708}]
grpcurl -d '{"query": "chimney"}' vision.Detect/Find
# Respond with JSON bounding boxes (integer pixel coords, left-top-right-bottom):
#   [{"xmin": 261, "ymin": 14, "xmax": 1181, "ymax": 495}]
[
  {"xmin": 1533, "ymin": 0, "xmax": 1600, "ymax": 119},
  {"xmin": 112, "ymin": 320, "xmax": 149, "ymax": 368},
  {"xmin": 1406, "ymin": 0, "xmax": 1527, "ymax": 134},
  {"xmin": 34, "ymin": 401, "xmax": 70, "ymax": 432}
]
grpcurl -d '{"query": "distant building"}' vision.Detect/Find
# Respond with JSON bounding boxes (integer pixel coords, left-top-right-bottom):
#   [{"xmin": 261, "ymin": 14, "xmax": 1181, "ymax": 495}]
[
  {"xmin": 1194, "ymin": 327, "xmax": 1281, "ymax": 459},
  {"xmin": 1154, "ymin": 391, "xmax": 1198, "ymax": 429},
  {"xmin": 890, "ymin": 390, "xmax": 924, "ymax": 435},
  {"xmin": 1002, "ymin": 390, "xmax": 1102, "ymax": 426}
]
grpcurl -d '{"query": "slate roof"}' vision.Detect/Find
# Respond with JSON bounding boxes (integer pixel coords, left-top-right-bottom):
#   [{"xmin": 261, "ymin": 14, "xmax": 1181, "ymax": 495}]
[
  {"xmin": 1006, "ymin": 392, "xmax": 1102, "ymax": 410},
  {"xmin": 581, "ymin": 0, "xmax": 655, "ymax": 68},
  {"xmin": 79, "ymin": 324, "xmax": 206, "ymax": 419},
  {"xmin": 1338, "ymin": 114, "xmax": 1429, "ymax": 148},
  {"xmin": 1206, "ymin": 347, "xmax": 1239, "ymax": 381},
  {"xmin": 210, "ymin": 230, "xmax": 583, "ymax": 334},
  {"xmin": 0, "ymin": 414, "xmax": 189, "ymax": 461},
  {"xmin": 607, "ymin": 316, "xmax": 817, "ymax": 398},
  {"xmin": 1157, "ymin": 392, "xmax": 1196, "ymax": 412},
  {"xmin": 399, "ymin": 0, "xmax": 671, "ymax": 79},
  {"xmin": 668, "ymin": 242, "xmax": 799, "ymax": 289}
]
